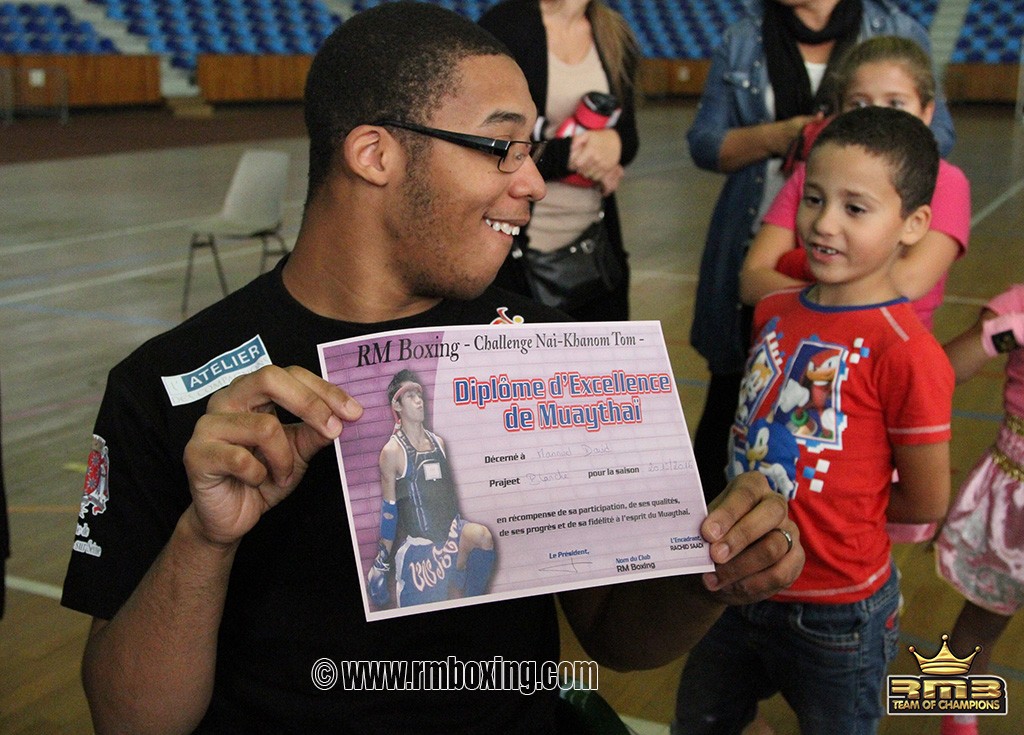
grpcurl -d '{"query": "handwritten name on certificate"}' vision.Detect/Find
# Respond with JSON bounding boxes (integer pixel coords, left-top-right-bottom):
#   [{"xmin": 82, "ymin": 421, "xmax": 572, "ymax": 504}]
[{"xmin": 317, "ymin": 321, "xmax": 712, "ymax": 621}]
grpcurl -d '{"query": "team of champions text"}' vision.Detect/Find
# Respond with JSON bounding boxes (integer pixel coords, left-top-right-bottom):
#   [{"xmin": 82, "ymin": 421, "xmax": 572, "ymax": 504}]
[{"xmin": 311, "ymin": 656, "xmax": 598, "ymax": 695}]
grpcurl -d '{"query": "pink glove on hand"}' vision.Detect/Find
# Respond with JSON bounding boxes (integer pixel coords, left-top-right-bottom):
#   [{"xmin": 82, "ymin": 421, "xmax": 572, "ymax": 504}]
[{"xmin": 982, "ymin": 312, "xmax": 1024, "ymax": 356}]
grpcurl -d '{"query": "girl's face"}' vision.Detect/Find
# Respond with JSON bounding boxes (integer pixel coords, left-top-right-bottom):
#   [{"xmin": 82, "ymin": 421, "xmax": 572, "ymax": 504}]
[{"xmin": 840, "ymin": 61, "xmax": 935, "ymax": 125}]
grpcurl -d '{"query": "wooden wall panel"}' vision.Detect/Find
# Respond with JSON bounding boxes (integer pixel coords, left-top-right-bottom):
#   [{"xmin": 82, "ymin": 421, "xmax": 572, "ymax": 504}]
[
  {"xmin": 196, "ymin": 54, "xmax": 313, "ymax": 103},
  {"xmin": 10, "ymin": 55, "xmax": 161, "ymax": 107},
  {"xmin": 7, "ymin": 54, "xmax": 1012, "ymax": 107},
  {"xmin": 944, "ymin": 63, "xmax": 1020, "ymax": 104},
  {"xmin": 638, "ymin": 59, "xmax": 709, "ymax": 98}
]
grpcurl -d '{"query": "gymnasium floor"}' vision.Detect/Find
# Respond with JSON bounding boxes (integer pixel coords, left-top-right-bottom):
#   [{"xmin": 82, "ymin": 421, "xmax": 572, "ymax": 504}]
[{"xmin": 1, "ymin": 99, "xmax": 1023, "ymax": 733}]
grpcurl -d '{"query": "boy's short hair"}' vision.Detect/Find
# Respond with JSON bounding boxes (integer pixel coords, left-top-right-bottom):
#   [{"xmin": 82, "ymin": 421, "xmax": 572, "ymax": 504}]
[
  {"xmin": 303, "ymin": 1, "xmax": 510, "ymax": 202},
  {"xmin": 810, "ymin": 106, "xmax": 938, "ymax": 214}
]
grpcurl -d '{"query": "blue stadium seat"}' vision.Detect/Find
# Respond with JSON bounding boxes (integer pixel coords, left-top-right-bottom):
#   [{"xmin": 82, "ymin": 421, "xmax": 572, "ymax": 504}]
[
  {"xmin": 287, "ymin": 34, "xmax": 313, "ymax": 53},
  {"xmin": 171, "ymin": 51, "xmax": 194, "ymax": 68},
  {"xmin": 128, "ymin": 17, "xmax": 158, "ymax": 34},
  {"xmin": 48, "ymin": 0, "xmax": 330, "ymax": 69},
  {"xmin": 127, "ymin": 5, "xmax": 159, "ymax": 22},
  {"xmin": 951, "ymin": 0, "xmax": 1023, "ymax": 64},
  {"xmin": 0, "ymin": 2, "xmax": 118, "ymax": 54},
  {"xmin": 2, "ymin": 31, "xmax": 31, "ymax": 52},
  {"xmin": 229, "ymin": 35, "xmax": 257, "ymax": 53},
  {"xmin": 168, "ymin": 32, "xmax": 197, "ymax": 52},
  {"xmin": 29, "ymin": 33, "xmax": 67, "ymax": 52},
  {"xmin": 198, "ymin": 33, "xmax": 227, "ymax": 52},
  {"xmin": 106, "ymin": 4, "xmax": 126, "ymax": 21}
]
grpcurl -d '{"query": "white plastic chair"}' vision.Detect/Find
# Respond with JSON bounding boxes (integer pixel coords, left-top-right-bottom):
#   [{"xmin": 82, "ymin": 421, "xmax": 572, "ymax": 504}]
[{"xmin": 182, "ymin": 149, "xmax": 291, "ymax": 314}]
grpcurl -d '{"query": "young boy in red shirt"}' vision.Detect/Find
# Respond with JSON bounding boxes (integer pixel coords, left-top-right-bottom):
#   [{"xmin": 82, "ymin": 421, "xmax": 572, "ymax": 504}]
[{"xmin": 673, "ymin": 105, "xmax": 954, "ymax": 734}]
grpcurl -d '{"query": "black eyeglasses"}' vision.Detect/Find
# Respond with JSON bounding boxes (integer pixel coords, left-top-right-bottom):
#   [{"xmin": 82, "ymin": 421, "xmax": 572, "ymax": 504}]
[{"xmin": 374, "ymin": 119, "xmax": 546, "ymax": 173}]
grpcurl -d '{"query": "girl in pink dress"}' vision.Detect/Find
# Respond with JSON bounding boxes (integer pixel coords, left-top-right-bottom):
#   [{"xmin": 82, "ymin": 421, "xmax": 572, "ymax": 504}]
[{"xmin": 936, "ymin": 283, "xmax": 1024, "ymax": 735}]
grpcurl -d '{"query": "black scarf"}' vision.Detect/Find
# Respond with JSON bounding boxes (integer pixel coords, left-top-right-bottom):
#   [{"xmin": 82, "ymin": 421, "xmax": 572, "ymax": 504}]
[{"xmin": 763, "ymin": 0, "xmax": 863, "ymax": 120}]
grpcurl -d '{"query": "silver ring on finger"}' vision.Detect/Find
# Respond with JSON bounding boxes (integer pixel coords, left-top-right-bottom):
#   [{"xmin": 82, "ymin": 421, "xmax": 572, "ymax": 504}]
[{"xmin": 772, "ymin": 527, "xmax": 793, "ymax": 554}]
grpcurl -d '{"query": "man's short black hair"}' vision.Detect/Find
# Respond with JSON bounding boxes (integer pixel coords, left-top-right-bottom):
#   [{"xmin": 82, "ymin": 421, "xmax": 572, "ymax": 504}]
[
  {"xmin": 810, "ymin": 106, "xmax": 939, "ymax": 215},
  {"xmin": 388, "ymin": 369, "xmax": 421, "ymax": 404},
  {"xmin": 303, "ymin": 1, "xmax": 510, "ymax": 203}
]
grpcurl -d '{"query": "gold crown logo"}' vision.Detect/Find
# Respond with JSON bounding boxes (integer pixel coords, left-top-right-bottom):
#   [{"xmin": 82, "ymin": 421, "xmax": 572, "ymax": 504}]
[{"xmin": 909, "ymin": 635, "xmax": 980, "ymax": 676}]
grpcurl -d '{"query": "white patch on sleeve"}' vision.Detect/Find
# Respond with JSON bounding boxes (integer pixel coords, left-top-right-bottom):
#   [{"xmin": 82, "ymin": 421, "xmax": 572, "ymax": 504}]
[{"xmin": 161, "ymin": 335, "xmax": 273, "ymax": 406}]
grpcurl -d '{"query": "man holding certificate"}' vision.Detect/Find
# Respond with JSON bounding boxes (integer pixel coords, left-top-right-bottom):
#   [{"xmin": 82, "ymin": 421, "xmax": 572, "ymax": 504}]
[{"xmin": 61, "ymin": 3, "xmax": 804, "ymax": 733}]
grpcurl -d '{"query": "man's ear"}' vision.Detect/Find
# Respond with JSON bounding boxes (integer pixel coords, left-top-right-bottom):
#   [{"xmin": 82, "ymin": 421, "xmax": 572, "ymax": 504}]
[
  {"xmin": 900, "ymin": 203, "xmax": 932, "ymax": 247},
  {"xmin": 343, "ymin": 125, "xmax": 400, "ymax": 186}
]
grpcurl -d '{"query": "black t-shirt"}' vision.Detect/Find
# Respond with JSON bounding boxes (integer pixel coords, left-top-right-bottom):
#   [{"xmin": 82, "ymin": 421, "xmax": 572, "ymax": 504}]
[{"xmin": 62, "ymin": 262, "xmax": 569, "ymax": 733}]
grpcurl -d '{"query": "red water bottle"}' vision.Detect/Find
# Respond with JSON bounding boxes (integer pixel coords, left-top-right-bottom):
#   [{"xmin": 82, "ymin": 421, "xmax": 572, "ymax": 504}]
[{"xmin": 555, "ymin": 91, "xmax": 621, "ymax": 187}]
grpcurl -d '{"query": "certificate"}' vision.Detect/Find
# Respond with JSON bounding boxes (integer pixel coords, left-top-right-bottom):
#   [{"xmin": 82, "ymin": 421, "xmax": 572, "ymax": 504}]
[{"xmin": 317, "ymin": 321, "xmax": 713, "ymax": 621}]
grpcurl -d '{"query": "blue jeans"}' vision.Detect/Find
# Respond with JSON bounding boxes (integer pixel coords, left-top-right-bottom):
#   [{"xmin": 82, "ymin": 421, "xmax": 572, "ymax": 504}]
[{"xmin": 672, "ymin": 566, "xmax": 901, "ymax": 735}]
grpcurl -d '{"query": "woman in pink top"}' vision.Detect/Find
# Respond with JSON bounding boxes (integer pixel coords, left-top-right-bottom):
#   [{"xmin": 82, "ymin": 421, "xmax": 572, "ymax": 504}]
[
  {"xmin": 936, "ymin": 283, "xmax": 1024, "ymax": 735},
  {"xmin": 740, "ymin": 35, "xmax": 970, "ymax": 331}
]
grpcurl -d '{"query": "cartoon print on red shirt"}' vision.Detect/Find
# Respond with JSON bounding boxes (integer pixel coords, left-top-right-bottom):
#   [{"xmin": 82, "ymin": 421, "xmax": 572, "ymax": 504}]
[
  {"xmin": 731, "ymin": 417, "xmax": 799, "ymax": 499},
  {"xmin": 775, "ymin": 343, "xmax": 847, "ymax": 445},
  {"xmin": 731, "ymin": 315, "xmax": 859, "ymax": 499}
]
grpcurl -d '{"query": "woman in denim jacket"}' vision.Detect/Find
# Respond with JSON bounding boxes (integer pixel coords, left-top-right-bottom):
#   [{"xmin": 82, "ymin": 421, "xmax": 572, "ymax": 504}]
[{"xmin": 688, "ymin": 0, "xmax": 954, "ymax": 501}]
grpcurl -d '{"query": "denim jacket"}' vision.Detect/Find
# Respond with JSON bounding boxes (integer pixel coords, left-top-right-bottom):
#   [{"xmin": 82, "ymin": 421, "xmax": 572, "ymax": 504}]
[{"xmin": 688, "ymin": 0, "xmax": 955, "ymax": 374}]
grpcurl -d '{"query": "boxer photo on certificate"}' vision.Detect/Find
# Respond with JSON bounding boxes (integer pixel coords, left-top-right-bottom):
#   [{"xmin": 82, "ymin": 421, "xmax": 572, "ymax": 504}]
[{"xmin": 367, "ymin": 369, "xmax": 496, "ymax": 610}]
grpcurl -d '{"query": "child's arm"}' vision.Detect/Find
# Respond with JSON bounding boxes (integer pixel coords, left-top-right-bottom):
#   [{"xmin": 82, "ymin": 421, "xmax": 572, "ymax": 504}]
[
  {"xmin": 891, "ymin": 231, "xmax": 961, "ymax": 301},
  {"xmin": 943, "ymin": 309, "xmax": 996, "ymax": 385},
  {"xmin": 740, "ymin": 224, "xmax": 809, "ymax": 305},
  {"xmin": 887, "ymin": 442, "xmax": 951, "ymax": 524}
]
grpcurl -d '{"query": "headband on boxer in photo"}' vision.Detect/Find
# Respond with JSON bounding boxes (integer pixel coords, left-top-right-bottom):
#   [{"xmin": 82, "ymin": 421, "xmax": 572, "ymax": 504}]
[{"xmin": 390, "ymin": 381, "xmax": 422, "ymax": 429}]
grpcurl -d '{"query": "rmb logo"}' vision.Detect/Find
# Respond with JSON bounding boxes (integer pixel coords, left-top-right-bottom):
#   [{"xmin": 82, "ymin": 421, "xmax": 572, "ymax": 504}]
[{"xmin": 887, "ymin": 635, "xmax": 1007, "ymax": 716}]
